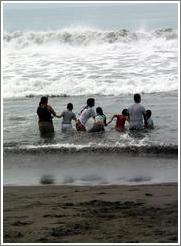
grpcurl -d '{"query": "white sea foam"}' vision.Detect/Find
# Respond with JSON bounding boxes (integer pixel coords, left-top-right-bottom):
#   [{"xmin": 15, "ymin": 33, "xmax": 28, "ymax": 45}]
[
  {"xmin": 3, "ymin": 27, "xmax": 178, "ymax": 98},
  {"xmin": 3, "ymin": 136, "xmax": 160, "ymax": 151}
]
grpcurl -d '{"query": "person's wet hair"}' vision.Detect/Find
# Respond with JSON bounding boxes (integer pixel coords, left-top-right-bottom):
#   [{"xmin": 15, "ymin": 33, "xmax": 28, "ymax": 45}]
[
  {"xmin": 39, "ymin": 96, "xmax": 48, "ymax": 106},
  {"xmin": 96, "ymin": 107, "xmax": 104, "ymax": 115},
  {"xmin": 67, "ymin": 103, "xmax": 73, "ymax": 110},
  {"xmin": 134, "ymin": 93, "xmax": 141, "ymax": 103},
  {"xmin": 122, "ymin": 108, "xmax": 128, "ymax": 116},
  {"xmin": 146, "ymin": 109, "xmax": 152, "ymax": 119},
  {"xmin": 87, "ymin": 98, "xmax": 95, "ymax": 107}
]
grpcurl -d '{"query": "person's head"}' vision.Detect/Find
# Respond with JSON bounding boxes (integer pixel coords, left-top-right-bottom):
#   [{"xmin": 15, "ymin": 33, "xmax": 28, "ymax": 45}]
[
  {"xmin": 87, "ymin": 98, "xmax": 95, "ymax": 107},
  {"xmin": 146, "ymin": 109, "xmax": 152, "ymax": 119},
  {"xmin": 96, "ymin": 107, "xmax": 104, "ymax": 115},
  {"xmin": 122, "ymin": 108, "xmax": 128, "ymax": 116},
  {"xmin": 39, "ymin": 96, "xmax": 48, "ymax": 106},
  {"xmin": 67, "ymin": 103, "xmax": 73, "ymax": 111},
  {"xmin": 134, "ymin": 93, "xmax": 141, "ymax": 103}
]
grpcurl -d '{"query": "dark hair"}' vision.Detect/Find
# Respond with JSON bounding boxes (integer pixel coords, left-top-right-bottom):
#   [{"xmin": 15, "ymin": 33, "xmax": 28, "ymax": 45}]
[
  {"xmin": 146, "ymin": 109, "xmax": 152, "ymax": 119},
  {"xmin": 134, "ymin": 93, "xmax": 141, "ymax": 103},
  {"xmin": 39, "ymin": 96, "xmax": 48, "ymax": 106},
  {"xmin": 87, "ymin": 98, "xmax": 95, "ymax": 107},
  {"xmin": 67, "ymin": 103, "xmax": 73, "ymax": 110},
  {"xmin": 96, "ymin": 107, "xmax": 104, "ymax": 115},
  {"xmin": 122, "ymin": 108, "xmax": 128, "ymax": 116}
]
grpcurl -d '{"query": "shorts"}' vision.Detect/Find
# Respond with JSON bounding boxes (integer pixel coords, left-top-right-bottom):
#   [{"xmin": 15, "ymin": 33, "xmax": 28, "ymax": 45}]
[
  {"xmin": 38, "ymin": 121, "xmax": 54, "ymax": 137},
  {"xmin": 76, "ymin": 120, "xmax": 86, "ymax": 131},
  {"xmin": 62, "ymin": 123, "xmax": 72, "ymax": 131}
]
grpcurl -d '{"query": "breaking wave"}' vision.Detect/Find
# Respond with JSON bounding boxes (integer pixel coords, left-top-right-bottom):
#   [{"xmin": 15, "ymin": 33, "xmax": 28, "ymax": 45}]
[
  {"xmin": 3, "ymin": 143, "xmax": 178, "ymax": 156},
  {"xmin": 3, "ymin": 27, "xmax": 178, "ymax": 98},
  {"xmin": 4, "ymin": 27, "xmax": 177, "ymax": 48}
]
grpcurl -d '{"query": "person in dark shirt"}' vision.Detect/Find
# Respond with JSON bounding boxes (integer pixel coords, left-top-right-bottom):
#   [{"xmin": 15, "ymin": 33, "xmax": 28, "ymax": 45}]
[
  {"xmin": 145, "ymin": 109, "xmax": 154, "ymax": 129},
  {"xmin": 37, "ymin": 96, "xmax": 57, "ymax": 137},
  {"xmin": 107, "ymin": 109, "xmax": 128, "ymax": 131}
]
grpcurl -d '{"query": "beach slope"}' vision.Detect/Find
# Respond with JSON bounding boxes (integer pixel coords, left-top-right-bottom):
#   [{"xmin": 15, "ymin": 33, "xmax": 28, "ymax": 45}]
[{"xmin": 3, "ymin": 183, "xmax": 178, "ymax": 243}]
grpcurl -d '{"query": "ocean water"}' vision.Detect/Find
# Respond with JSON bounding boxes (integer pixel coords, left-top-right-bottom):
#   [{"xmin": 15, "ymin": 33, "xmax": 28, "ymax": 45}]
[{"xmin": 2, "ymin": 2, "xmax": 179, "ymax": 185}]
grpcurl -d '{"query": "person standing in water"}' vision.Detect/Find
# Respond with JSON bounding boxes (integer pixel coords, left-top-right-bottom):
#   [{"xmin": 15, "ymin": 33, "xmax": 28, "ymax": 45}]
[
  {"xmin": 57, "ymin": 103, "xmax": 77, "ymax": 131},
  {"xmin": 146, "ymin": 109, "xmax": 154, "ymax": 129},
  {"xmin": 76, "ymin": 98, "xmax": 96, "ymax": 131},
  {"xmin": 89, "ymin": 107, "xmax": 107, "ymax": 132},
  {"xmin": 107, "ymin": 108, "xmax": 128, "ymax": 131},
  {"xmin": 128, "ymin": 93, "xmax": 147, "ymax": 130},
  {"xmin": 37, "ymin": 96, "xmax": 57, "ymax": 136}
]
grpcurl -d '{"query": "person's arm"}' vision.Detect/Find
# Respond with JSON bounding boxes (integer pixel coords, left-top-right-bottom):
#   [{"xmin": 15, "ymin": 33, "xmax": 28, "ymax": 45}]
[
  {"xmin": 151, "ymin": 119, "xmax": 154, "ymax": 129},
  {"xmin": 104, "ymin": 116, "xmax": 107, "ymax": 127},
  {"xmin": 56, "ymin": 112, "xmax": 64, "ymax": 118},
  {"xmin": 142, "ymin": 110, "xmax": 147, "ymax": 128},
  {"xmin": 73, "ymin": 113, "xmax": 77, "ymax": 122},
  {"xmin": 47, "ymin": 105, "xmax": 57, "ymax": 117},
  {"xmin": 107, "ymin": 115, "xmax": 116, "ymax": 125},
  {"xmin": 91, "ymin": 109, "xmax": 96, "ymax": 121},
  {"xmin": 127, "ymin": 111, "xmax": 130, "ymax": 122}
]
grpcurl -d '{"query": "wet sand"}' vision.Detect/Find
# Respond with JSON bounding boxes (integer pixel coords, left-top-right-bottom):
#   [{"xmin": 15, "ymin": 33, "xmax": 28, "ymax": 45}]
[{"xmin": 3, "ymin": 183, "xmax": 178, "ymax": 243}]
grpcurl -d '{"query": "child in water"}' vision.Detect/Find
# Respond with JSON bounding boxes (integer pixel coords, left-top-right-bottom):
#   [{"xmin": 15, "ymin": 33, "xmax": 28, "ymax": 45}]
[
  {"xmin": 107, "ymin": 108, "xmax": 128, "ymax": 131},
  {"xmin": 57, "ymin": 103, "xmax": 77, "ymax": 131},
  {"xmin": 146, "ymin": 109, "xmax": 154, "ymax": 129},
  {"xmin": 88, "ymin": 107, "xmax": 107, "ymax": 132}
]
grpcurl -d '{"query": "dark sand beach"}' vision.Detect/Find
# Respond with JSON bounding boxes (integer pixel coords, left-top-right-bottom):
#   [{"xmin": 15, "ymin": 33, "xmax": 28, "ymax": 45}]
[{"xmin": 3, "ymin": 183, "xmax": 178, "ymax": 243}]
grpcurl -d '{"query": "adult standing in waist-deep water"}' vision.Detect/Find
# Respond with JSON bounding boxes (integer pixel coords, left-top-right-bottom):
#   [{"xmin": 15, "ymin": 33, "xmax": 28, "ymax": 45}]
[
  {"xmin": 128, "ymin": 93, "xmax": 147, "ymax": 130},
  {"xmin": 37, "ymin": 96, "xmax": 57, "ymax": 136},
  {"xmin": 76, "ymin": 98, "xmax": 96, "ymax": 131}
]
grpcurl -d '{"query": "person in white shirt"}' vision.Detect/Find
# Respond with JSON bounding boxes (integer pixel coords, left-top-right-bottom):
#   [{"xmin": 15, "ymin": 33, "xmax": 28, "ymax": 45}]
[{"xmin": 76, "ymin": 98, "xmax": 96, "ymax": 131}]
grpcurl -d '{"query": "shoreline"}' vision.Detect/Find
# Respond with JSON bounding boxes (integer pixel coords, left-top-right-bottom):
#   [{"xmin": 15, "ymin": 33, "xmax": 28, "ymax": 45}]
[{"xmin": 3, "ymin": 183, "xmax": 178, "ymax": 243}]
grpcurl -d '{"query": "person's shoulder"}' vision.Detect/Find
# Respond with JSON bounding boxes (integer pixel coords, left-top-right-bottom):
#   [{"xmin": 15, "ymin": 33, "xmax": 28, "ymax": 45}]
[
  {"xmin": 139, "ymin": 103, "xmax": 145, "ymax": 110},
  {"xmin": 89, "ymin": 107, "xmax": 95, "ymax": 114},
  {"xmin": 89, "ymin": 107, "xmax": 95, "ymax": 111},
  {"xmin": 47, "ymin": 104, "xmax": 52, "ymax": 109},
  {"xmin": 128, "ymin": 104, "xmax": 134, "ymax": 109}
]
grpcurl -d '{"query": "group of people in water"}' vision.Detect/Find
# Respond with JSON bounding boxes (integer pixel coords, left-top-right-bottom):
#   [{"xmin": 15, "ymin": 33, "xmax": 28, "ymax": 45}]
[{"xmin": 37, "ymin": 93, "xmax": 154, "ymax": 137}]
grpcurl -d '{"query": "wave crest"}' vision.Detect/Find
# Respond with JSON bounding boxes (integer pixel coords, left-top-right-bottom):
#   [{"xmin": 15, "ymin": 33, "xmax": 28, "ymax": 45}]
[
  {"xmin": 4, "ymin": 28, "xmax": 177, "ymax": 48},
  {"xmin": 4, "ymin": 143, "xmax": 178, "ymax": 156}
]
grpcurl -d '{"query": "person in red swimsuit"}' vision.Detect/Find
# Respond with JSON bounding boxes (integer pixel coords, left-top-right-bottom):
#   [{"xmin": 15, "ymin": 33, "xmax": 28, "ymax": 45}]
[{"xmin": 107, "ymin": 109, "xmax": 128, "ymax": 131}]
